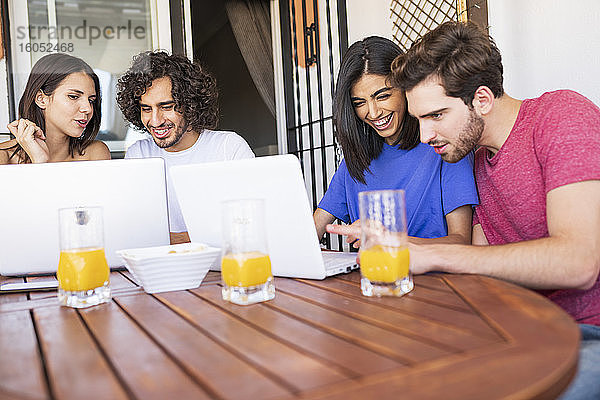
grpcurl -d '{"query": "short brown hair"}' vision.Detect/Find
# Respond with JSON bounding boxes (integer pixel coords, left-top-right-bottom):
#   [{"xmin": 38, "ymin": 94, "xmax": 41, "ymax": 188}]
[{"xmin": 392, "ymin": 21, "xmax": 504, "ymax": 106}]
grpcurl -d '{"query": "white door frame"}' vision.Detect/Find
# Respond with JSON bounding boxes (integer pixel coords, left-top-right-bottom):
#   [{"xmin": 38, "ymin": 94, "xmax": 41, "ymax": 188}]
[
  {"xmin": 182, "ymin": 0, "xmax": 193, "ymax": 59},
  {"xmin": 149, "ymin": 0, "xmax": 172, "ymax": 51},
  {"xmin": 270, "ymin": 0, "xmax": 288, "ymax": 155}
]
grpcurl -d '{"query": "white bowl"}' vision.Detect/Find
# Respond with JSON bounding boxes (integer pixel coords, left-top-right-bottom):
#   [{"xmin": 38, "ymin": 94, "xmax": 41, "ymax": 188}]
[{"xmin": 117, "ymin": 243, "xmax": 220, "ymax": 294}]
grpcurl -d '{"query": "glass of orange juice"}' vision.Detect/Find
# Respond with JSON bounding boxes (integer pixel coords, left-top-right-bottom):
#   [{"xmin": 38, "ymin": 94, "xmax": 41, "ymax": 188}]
[
  {"xmin": 221, "ymin": 198, "xmax": 274, "ymax": 305},
  {"xmin": 358, "ymin": 190, "xmax": 414, "ymax": 297},
  {"xmin": 57, "ymin": 206, "xmax": 111, "ymax": 308}
]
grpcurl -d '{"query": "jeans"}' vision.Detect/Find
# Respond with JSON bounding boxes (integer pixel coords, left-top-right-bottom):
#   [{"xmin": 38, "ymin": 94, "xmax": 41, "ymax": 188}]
[{"xmin": 557, "ymin": 324, "xmax": 600, "ymax": 400}]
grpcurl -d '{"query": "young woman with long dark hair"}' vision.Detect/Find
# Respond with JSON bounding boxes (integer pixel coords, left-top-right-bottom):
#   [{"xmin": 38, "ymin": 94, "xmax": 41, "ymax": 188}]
[
  {"xmin": 314, "ymin": 36, "xmax": 478, "ymax": 245},
  {"xmin": 1, "ymin": 53, "xmax": 109, "ymax": 164}
]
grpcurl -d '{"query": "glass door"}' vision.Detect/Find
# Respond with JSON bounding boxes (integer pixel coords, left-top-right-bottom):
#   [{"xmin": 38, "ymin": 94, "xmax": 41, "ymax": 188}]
[{"xmin": 7, "ymin": 0, "xmax": 174, "ymax": 156}]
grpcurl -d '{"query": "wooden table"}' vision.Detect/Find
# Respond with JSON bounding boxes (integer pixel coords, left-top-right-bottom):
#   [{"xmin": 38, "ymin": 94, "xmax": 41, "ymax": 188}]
[{"xmin": 1, "ymin": 270, "xmax": 579, "ymax": 400}]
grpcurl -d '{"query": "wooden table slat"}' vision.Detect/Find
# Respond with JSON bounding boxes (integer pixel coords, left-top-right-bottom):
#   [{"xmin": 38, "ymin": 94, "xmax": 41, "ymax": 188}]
[
  {"xmin": 334, "ymin": 271, "xmax": 361, "ymax": 284},
  {"xmin": 156, "ymin": 289, "xmax": 349, "ymax": 393},
  {"xmin": 0, "ymin": 276, "xmax": 28, "ymax": 304},
  {"xmin": 78, "ymin": 301, "xmax": 212, "ymax": 400},
  {"xmin": 413, "ymin": 274, "xmax": 456, "ymax": 293},
  {"xmin": 1, "ymin": 270, "xmax": 579, "ymax": 400},
  {"xmin": 406, "ymin": 282, "xmax": 472, "ymax": 311},
  {"xmin": 0, "ymin": 296, "xmax": 62, "ymax": 313},
  {"xmin": 0, "ymin": 272, "xmax": 144, "ymax": 314},
  {"xmin": 26, "ymin": 276, "xmax": 59, "ymax": 301},
  {"xmin": 266, "ymin": 288, "xmax": 452, "ymax": 364},
  {"xmin": 33, "ymin": 306, "xmax": 129, "ymax": 400},
  {"xmin": 203, "ymin": 271, "xmax": 222, "ymax": 284},
  {"xmin": 294, "ymin": 277, "xmax": 500, "ymax": 339},
  {"xmin": 273, "ymin": 278, "xmax": 500, "ymax": 352},
  {"xmin": 116, "ymin": 270, "xmax": 138, "ymax": 286},
  {"xmin": 305, "ymin": 344, "xmax": 568, "ymax": 400},
  {"xmin": 313, "ymin": 274, "xmax": 471, "ymax": 311},
  {"xmin": 296, "ymin": 274, "xmax": 580, "ymax": 400},
  {"xmin": 332, "ymin": 270, "xmax": 454, "ymax": 294},
  {"xmin": 443, "ymin": 274, "xmax": 580, "ymax": 345},
  {"xmin": 109, "ymin": 271, "xmax": 140, "ymax": 290},
  {"xmin": 115, "ymin": 293, "xmax": 291, "ymax": 400},
  {"xmin": 0, "ymin": 311, "xmax": 48, "ymax": 400},
  {"xmin": 194, "ymin": 284, "xmax": 404, "ymax": 377}
]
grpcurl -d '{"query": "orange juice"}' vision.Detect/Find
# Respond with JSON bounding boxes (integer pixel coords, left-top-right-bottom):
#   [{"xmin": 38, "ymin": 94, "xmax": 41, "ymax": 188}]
[
  {"xmin": 360, "ymin": 245, "xmax": 409, "ymax": 282},
  {"xmin": 221, "ymin": 252, "xmax": 272, "ymax": 287},
  {"xmin": 57, "ymin": 247, "xmax": 110, "ymax": 291}
]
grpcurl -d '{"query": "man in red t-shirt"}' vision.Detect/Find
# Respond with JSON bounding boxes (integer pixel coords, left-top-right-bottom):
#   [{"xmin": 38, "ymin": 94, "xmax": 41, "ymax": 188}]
[
  {"xmin": 391, "ymin": 21, "xmax": 600, "ymax": 326},
  {"xmin": 329, "ymin": 21, "xmax": 600, "ymax": 399}
]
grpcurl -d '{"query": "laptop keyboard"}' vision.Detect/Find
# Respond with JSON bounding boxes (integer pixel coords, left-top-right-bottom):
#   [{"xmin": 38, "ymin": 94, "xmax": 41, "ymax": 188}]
[{"xmin": 322, "ymin": 252, "xmax": 358, "ymax": 271}]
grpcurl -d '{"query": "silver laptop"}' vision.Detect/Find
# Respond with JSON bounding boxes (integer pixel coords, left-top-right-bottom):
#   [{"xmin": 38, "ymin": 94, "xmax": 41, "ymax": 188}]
[
  {"xmin": 170, "ymin": 154, "xmax": 358, "ymax": 280},
  {"xmin": 0, "ymin": 158, "xmax": 170, "ymax": 276}
]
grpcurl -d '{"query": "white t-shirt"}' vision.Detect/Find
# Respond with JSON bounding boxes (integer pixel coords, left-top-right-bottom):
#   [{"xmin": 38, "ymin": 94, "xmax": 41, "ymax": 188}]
[{"xmin": 125, "ymin": 129, "xmax": 255, "ymax": 232}]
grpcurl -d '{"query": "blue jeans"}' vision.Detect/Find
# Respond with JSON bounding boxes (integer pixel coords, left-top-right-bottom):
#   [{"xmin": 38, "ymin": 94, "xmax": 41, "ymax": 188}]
[{"xmin": 558, "ymin": 324, "xmax": 600, "ymax": 400}]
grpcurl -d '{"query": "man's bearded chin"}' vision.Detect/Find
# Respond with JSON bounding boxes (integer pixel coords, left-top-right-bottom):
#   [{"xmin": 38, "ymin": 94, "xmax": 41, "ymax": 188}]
[
  {"xmin": 443, "ymin": 111, "xmax": 484, "ymax": 163},
  {"xmin": 154, "ymin": 120, "xmax": 189, "ymax": 149}
]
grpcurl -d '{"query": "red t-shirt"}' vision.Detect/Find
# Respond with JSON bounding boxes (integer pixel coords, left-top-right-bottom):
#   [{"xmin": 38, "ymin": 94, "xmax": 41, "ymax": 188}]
[{"xmin": 474, "ymin": 90, "xmax": 600, "ymax": 326}]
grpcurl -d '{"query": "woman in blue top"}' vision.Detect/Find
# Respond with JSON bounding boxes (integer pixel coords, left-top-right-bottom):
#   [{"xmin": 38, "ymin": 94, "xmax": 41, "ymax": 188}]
[{"xmin": 314, "ymin": 36, "xmax": 478, "ymax": 245}]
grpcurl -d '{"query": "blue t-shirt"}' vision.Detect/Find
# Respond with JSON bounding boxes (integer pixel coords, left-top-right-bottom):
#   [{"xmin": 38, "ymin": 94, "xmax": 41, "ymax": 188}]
[{"xmin": 318, "ymin": 142, "xmax": 479, "ymax": 238}]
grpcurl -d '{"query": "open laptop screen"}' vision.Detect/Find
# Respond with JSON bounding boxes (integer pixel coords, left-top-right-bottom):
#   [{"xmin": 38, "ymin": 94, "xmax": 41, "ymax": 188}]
[
  {"xmin": 0, "ymin": 158, "xmax": 170, "ymax": 275},
  {"xmin": 171, "ymin": 155, "xmax": 332, "ymax": 279}
]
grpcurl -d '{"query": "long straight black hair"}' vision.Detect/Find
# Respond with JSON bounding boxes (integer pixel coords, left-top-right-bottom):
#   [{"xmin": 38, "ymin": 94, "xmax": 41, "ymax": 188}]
[
  {"xmin": 9, "ymin": 53, "xmax": 101, "ymax": 163},
  {"xmin": 333, "ymin": 36, "xmax": 419, "ymax": 183}
]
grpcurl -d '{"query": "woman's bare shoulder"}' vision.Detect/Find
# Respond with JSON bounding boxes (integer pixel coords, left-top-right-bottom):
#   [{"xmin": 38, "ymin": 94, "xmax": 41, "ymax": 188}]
[
  {"xmin": 0, "ymin": 149, "xmax": 8, "ymax": 165},
  {"xmin": 0, "ymin": 139, "xmax": 18, "ymax": 164},
  {"xmin": 84, "ymin": 140, "xmax": 111, "ymax": 160},
  {"xmin": 0, "ymin": 138, "xmax": 18, "ymax": 150}
]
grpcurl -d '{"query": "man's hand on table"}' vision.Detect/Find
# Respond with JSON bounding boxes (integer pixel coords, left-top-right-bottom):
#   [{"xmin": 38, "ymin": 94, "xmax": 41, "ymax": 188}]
[
  {"xmin": 406, "ymin": 243, "xmax": 443, "ymax": 275},
  {"xmin": 326, "ymin": 223, "xmax": 446, "ymax": 274}
]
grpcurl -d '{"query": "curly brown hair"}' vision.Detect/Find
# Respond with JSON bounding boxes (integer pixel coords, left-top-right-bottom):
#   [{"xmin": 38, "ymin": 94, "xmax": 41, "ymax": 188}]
[{"xmin": 117, "ymin": 51, "xmax": 218, "ymax": 133}]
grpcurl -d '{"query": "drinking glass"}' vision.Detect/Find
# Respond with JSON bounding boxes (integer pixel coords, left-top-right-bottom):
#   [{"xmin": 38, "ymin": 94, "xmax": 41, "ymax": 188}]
[
  {"xmin": 57, "ymin": 206, "xmax": 111, "ymax": 308},
  {"xmin": 221, "ymin": 199, "xmax": 275, "ymax": 305},
  {"xmin": 358, "ymin": 190, "xmax": 414, "ymax": 297}
]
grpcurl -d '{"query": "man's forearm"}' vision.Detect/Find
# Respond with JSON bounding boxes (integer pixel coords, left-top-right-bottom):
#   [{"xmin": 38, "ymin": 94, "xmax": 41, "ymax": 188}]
[{"xmin": 412, "ymin": 236, "xmax": 599, "ymax": 290}]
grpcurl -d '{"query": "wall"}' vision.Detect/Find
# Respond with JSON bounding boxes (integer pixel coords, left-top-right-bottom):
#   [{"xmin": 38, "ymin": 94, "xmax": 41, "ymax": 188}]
[
  {"xmin": 345, "ymin": 0, "xmax": 600, "ymax": 107},
  {"xmin": 346, "ymin": 0, "xmax": 393, "ymax": 44},
  {"xmin": 488, "ymin": 0, "xmax": 600, "ymax": 105}
]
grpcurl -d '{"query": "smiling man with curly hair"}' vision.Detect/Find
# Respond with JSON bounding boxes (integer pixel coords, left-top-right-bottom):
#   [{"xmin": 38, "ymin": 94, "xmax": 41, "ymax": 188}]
[{"xmin": 117, "ymin": 51, "xmax": 254, "ymax": 243}]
